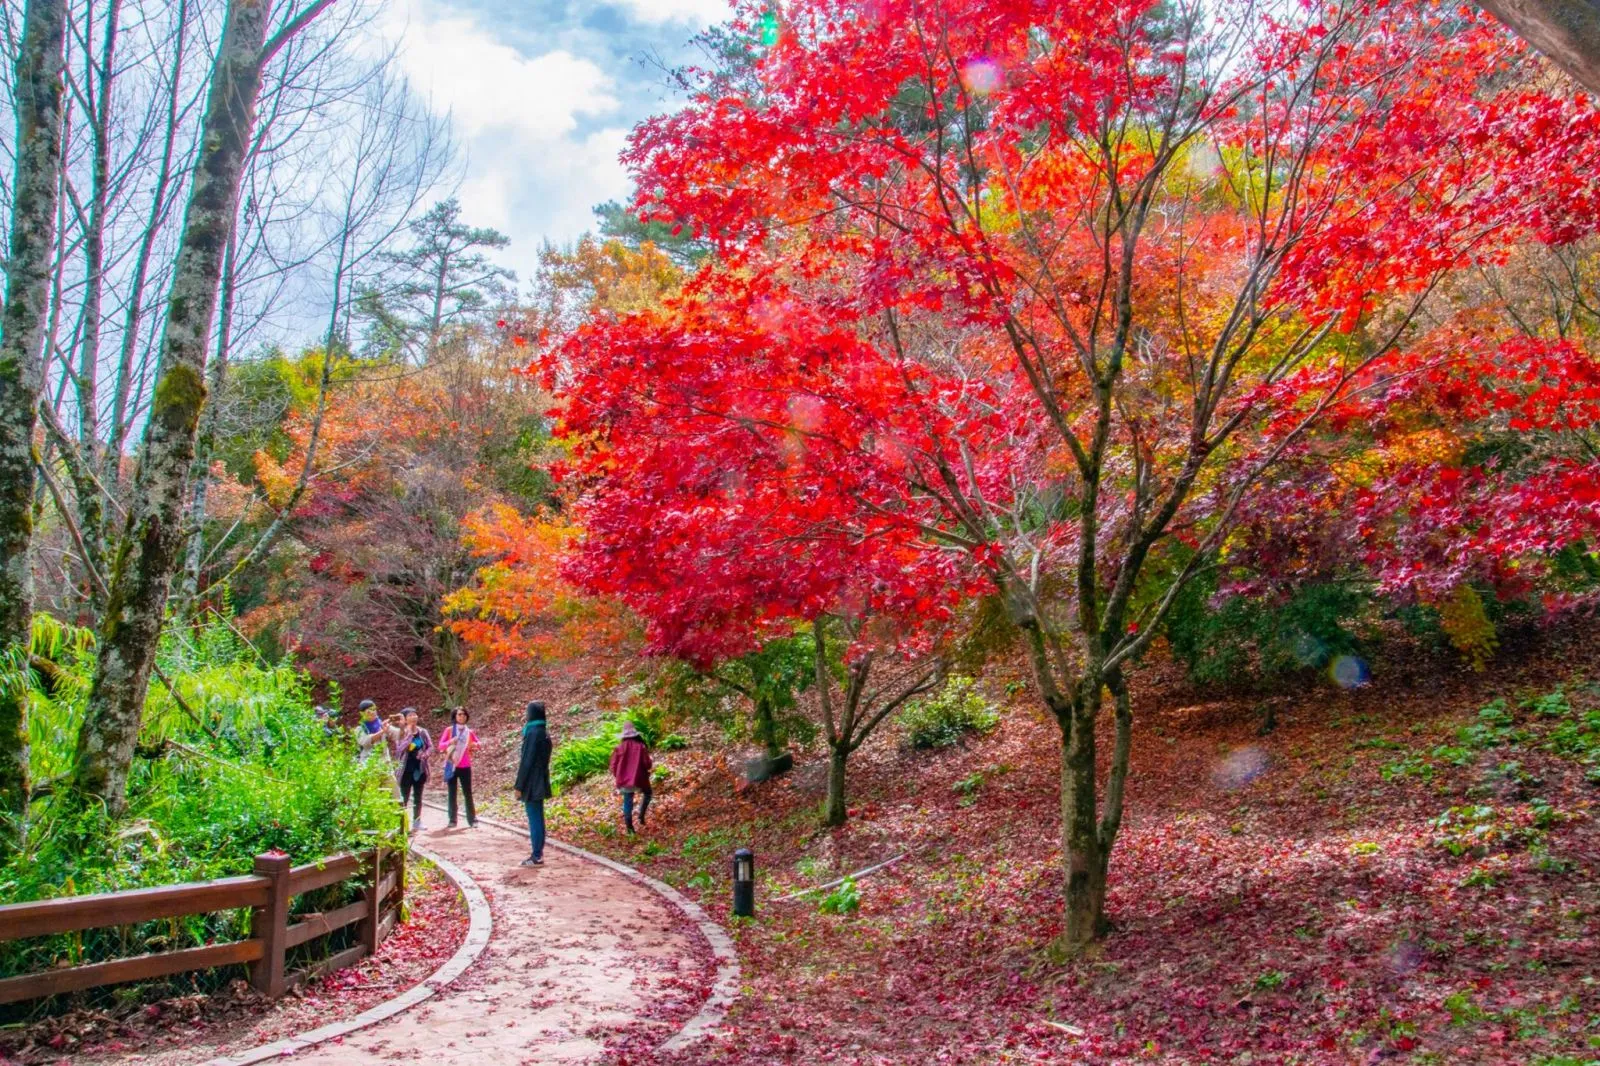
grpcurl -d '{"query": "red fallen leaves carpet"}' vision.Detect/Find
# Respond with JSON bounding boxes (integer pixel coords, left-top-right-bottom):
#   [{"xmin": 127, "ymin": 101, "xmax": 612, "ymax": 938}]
[
  {"xmin": 0, "ymin": 862, "xmax": 468, "ymax": 1066},
  {"xmin": 542, "ymin": 633, "xmax": 1600, "ymax": 1066}
]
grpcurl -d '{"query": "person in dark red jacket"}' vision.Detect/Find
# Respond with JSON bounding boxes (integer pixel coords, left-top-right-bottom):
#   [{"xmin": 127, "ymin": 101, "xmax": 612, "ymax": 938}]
[{"xmin": 608, "ymin": 722, "xmax": 654, "ymax": 834}]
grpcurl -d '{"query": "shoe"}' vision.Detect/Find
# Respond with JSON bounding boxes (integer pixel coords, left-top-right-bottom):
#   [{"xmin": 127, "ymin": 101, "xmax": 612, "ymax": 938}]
[
  {"xmin": 468, "ymin": 821, "xmax": 478, "ymax": 829},
  {"xmin": 446, "ymin": 822, "xmax": 458, "ymax": 829},
  {"xmin": 520, "ymin": 856, "xmax": 543, "ymax": 867}
]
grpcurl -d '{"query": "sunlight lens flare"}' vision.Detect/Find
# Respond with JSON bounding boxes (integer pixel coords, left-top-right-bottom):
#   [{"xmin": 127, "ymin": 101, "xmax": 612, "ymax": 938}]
[
  {"xmin": 960, "ymin": 58, "xmax": 1003, "ymax": 95},
  {"xmin": 1212, "ymin": 746, "xmax": 1269, "ymax": 790},
  {"xmin": 1330, "ymin": 655, "xmax": 1370, "ymax": 689}
]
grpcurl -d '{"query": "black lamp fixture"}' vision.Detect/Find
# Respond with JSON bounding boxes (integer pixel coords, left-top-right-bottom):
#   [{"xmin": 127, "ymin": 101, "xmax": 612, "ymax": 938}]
[{"xmin": 732, "ymin": 848, "xmax": 755, "ymax": 918}]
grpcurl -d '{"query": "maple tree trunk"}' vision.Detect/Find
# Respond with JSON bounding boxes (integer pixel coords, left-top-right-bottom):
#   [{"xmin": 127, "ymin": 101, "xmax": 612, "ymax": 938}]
[
  {"xmin": 824, "ymin": 743, "xmax": 849, "ymax": 828},
  {"xmin": 72, "ymin": 0, "xmax": 272, "ymax": 812},
  {"xmin": 753, "ymin": 696, "xmax": 784, "ymax": 761},
  {"xmin": 0, "ymin": 0, "xmax": 69, "ymax": 846},
  {"xmin": 1058, "ymin": 682, "xmax": 1107, "ymax": 949}
]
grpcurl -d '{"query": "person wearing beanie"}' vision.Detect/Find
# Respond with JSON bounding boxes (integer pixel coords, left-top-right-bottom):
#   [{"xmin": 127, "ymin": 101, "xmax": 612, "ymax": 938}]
[
  {"xmin": 355, "ymin": 700, "xmax": 402, "ymax": 801},
  {"xmin": 608, "ymin": 722, "xmax": 654, "ymax": 834},
  {"xmin": 513, "ymin": 701, "xmax": 553, "ymax": 866}
]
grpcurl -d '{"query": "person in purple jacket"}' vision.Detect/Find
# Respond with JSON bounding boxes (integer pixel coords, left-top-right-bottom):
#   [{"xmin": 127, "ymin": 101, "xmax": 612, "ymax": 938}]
[{"xmin": 395, "ymin": 708, "xmax": 431, "ymax": 832}]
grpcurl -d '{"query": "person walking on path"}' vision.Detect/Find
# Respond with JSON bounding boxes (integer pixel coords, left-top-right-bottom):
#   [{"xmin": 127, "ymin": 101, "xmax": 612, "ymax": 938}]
[
  {"xmin": 514, "ymin": 702, "xmax": 553, "ymax": 866},
  {"xmin": 439, "ymin": 708, "xmax": 479, "ymax": 828},
  {"xmin": 396, "ymin": 708, "xmax": 432, "ymax": 832},
  {"xmin": 608, "ymin": 722, "xmax": 654, "ymax": 834}
]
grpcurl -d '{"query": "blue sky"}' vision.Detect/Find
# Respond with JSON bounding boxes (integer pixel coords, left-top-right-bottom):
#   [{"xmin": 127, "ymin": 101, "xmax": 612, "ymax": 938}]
[{"xmin": 378, "ymin": 0, "xmax": 733, "ymax": 282}]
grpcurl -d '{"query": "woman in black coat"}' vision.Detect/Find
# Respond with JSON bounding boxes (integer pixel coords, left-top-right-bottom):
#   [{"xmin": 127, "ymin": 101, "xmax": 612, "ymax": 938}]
[{"xmin": 513, "ymin": 701, "xmax": 553, "ymax": 866}]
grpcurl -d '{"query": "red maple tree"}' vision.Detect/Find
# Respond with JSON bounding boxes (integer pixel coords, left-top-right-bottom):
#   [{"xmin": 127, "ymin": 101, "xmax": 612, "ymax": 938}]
[{"xmin": 543, "ymin": 0, "xmax": 1600, "ymax": 946}]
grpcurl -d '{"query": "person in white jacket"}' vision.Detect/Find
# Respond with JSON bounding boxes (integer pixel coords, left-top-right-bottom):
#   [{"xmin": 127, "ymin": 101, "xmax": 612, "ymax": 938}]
[{"xmin": 355, "ymin": 699, "xmax": 403, "ymax": 801}]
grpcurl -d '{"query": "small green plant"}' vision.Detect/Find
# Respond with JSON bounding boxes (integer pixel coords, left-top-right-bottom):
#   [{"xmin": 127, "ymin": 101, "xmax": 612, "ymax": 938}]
[
  {"xmin": 1461, "ymin": 866, "xmax": 1500, "ymax": 889},
  {"xmin": 1530, "ymin": 845, "xmax": 1573, "ymax": 874},
  {"xmin": 1529, "ymin": 798, "xmax": 1569, "ymax": 830},
  {"xmin": 1349, "ymin": 841, "xmax": 1382, "ymax": 856},
  {"xmin": 953, "ymin": 771, "xmax": 986, "ymax": 806},
  {"xmin": 1460, "ymin": 699, "xmax": 1523, "ymax": 749},
  {"xmin": 1381, "ymin": 755, "xmax": 1433, "ymax": 781},
  {"xmin": 1253, "ymin": 970, "xmax": 1288, "ymax": 991},
  {"xmin": 1429, "ymin": 803, "xmax": 1541, "ymax": 857},
  {"xmin": 818, "ymin": 877, "xmax": 860, "ymax": 915},
  {"xmin": 900, "ymin": 676, "xmax": 1000, "ymax": 749},
  {"xmin": 1524, "ymin": 687, "xmax": 1572, "ymax": 718},
  {"xmin": 1443, "ymin": 990, "xmax": 1485, "ymax": 1025}
]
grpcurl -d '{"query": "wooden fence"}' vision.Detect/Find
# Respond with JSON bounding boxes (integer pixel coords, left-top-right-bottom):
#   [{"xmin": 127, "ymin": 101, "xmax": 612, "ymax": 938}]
[{"xmin": 0, "ymin": 845, "xmax": 405, "ymax": 1005}]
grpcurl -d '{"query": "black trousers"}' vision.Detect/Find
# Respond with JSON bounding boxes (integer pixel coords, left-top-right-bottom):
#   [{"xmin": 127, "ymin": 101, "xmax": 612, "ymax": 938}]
[
  {"xmin": 447, "ymin": 767, "xmax": 476, "ymax": 825},
  {"xmin": 400, "ymin": 768, "xmax": 424, "ymax": 821}
]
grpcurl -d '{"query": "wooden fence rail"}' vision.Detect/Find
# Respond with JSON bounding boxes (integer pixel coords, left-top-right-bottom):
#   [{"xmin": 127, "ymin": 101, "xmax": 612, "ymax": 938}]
[{"xmin": 0, "ymin": 846, "xmax": 404, "ymax": 1006}]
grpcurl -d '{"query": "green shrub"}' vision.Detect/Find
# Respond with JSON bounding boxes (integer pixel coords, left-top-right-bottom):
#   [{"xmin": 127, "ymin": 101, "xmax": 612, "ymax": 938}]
[
  {"xmin": 1164, "ymin": 575, "xmax": 1368, "ymax": 686},
  {"xmin": 900, "ymin": 676, "xmax": 999, "ymax": 749},
  {"xmin": 0, "ymin": 616, "xmax": 398, "ymax": 993}
]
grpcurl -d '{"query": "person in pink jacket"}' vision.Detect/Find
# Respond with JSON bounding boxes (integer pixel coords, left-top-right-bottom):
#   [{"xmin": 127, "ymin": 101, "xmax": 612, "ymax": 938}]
[{"xmin": 608, "ymin": 722, "xmax": 654, "ymax": 834}]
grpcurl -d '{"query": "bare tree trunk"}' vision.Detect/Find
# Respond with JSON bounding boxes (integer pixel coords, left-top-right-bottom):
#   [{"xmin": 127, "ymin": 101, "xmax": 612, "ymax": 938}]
[
  {"xmin": 105, "ymin": 0, "xmax": 191, "ymax": 491},
  {"xmin": 174, "ymin": 227, "xmax": 240, "ymax": 619},
  {"xmin": 0, "ymin": 0, "xmax": 69, "ymax": 843},
  {"xmin": 1478, "ymin": 0, "xmax": 1600, "ymax": 94},
  {"xmin": 71, "ymin": 0, "xmax": 122, "ymax": 599},
  {"xmin": 71, "ymin": 0, "xmax": 276, "ymax": 812}
]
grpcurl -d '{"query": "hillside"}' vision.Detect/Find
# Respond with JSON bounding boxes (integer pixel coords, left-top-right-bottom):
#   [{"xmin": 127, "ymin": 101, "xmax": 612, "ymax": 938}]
[{"xmin": 333, "ymin": 625, "xmax": 1600, "ymax": 1064}]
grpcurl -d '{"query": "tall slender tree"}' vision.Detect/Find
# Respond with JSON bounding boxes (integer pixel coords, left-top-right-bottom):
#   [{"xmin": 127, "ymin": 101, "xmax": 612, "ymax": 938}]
[
  {"xmin": 358, "ymin": 198, "xmax": 514, "ymax": 363},
  {"xmin": 0, "ymin": 0, "xmax": 69, "ymax": 844},
  {"xmin": 72, "ymin": 0, "xmax": 338, "ymax": 811}
]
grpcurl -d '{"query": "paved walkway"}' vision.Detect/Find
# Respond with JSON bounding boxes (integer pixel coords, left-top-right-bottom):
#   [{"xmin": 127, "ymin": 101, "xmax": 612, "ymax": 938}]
[{"xmin": 287, "ymin": 810, "xmax": 707, "ymax": 1065}]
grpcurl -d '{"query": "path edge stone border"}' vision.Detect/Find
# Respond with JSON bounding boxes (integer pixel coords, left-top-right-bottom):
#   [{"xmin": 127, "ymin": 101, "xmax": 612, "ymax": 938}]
[
  {"xmin": 466, "ymin": 808, "xmax": 741, "ymax": 1054},
  {"xmin": 198, "ymin": 840, "xmax": 493, "ymax": 1066}
]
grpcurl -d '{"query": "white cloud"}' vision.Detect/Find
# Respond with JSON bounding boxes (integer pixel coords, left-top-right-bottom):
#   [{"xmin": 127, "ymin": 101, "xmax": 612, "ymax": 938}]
[
  {"xmin": 610, "ymin": 0, "xmax": 733, "ymax": 26},
  {"xmin": 377, "ymin": 0, "xmax": 636, "ymax": 278},
  {"xmin": 381, "ymin": 4, "xmax": 618, "ymax": 139}
]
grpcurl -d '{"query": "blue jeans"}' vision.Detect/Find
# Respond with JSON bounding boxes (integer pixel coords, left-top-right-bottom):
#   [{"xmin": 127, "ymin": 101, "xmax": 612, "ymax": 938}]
[
  {"xmin": 524, "ymin": 798, "xmax": 545, "ymax": 861},
  {"xmin": 621, "ymin": 787, "xmax": 652, "ymax": 831}
]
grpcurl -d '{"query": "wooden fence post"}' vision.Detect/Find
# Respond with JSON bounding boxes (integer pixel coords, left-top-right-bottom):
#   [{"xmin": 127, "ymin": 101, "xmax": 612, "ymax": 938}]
[
  {"xmin": 250, "ymin": 853, "xmax": 291, "ymax": 998},
  {"xmin": 394, "ymin": 808, "xmax": 407, "ymax": 921},
  {"xmin": 361, "ymin": 848, "xmax": 381, "ymax": 957},
  {"xmin": 394, "ymin": 842, "xmax": 406, "ymax": 919}
]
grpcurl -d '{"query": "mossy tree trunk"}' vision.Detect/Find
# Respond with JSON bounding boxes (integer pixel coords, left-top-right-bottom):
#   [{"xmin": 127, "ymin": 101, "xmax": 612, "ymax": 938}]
[
  {"xmin": 71, "ymin": 0, "xmax": 334, "ymax": 811},
  {"xmin": 0, "ymin": 0, "xmax": 69, "ymax": 846}
]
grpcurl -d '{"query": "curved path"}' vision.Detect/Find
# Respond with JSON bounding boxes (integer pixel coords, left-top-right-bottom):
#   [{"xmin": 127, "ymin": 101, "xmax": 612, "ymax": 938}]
[{"xmin": 284, "ymin": 812, "xmax": 716, "ymax": 1064}]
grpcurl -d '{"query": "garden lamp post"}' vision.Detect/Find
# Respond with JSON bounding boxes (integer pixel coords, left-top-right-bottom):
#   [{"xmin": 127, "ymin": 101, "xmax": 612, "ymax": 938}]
[{"xmin": 732, "ymin": 848, "xmax": 755, "ymax": 917}]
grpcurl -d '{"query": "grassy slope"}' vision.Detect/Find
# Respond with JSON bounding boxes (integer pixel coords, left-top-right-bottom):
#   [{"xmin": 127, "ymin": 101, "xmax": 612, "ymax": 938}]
[{"xmin": 335, "ymin": 629, "xmax": 1600, "ymax": 1065}]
